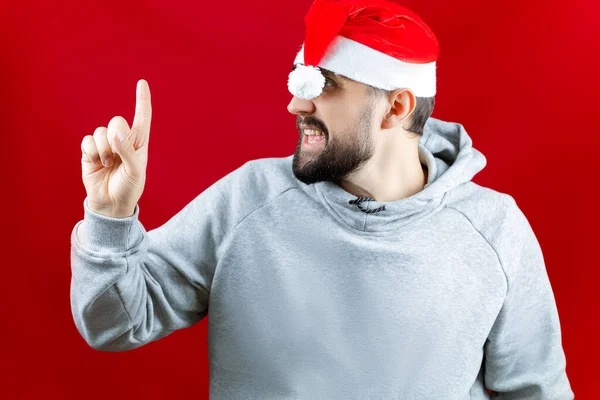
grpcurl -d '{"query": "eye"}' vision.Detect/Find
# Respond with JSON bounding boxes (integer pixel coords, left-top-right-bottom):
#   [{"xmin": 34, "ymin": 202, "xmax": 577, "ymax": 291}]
[{"xmin": 324, "ymin": 77, "xmax": 336, "ymax": 87}]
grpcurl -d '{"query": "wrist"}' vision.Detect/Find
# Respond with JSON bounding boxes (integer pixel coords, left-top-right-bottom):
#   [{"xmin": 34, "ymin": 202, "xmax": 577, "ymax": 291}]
[{"xmin": 87, "ymin": 200, "xmax": 135, "ymax": 219}]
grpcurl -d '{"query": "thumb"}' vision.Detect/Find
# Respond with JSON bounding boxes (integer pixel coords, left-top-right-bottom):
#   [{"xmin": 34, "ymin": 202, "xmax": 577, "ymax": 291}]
[{"xmin": 112, "ymin": 130, "xmax": 143, "ymax": 177}]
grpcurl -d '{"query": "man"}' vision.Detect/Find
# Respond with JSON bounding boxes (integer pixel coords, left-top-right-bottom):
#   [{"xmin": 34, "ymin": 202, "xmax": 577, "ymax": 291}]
[{"xmin": 71, "ymin": 0, "xmax": 573, "ymax": 398}]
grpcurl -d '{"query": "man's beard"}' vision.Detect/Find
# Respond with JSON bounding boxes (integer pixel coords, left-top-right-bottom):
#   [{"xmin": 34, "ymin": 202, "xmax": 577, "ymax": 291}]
[{"xmin": 292, "ymin": 105, "xmax": 375, "ymax": 186}]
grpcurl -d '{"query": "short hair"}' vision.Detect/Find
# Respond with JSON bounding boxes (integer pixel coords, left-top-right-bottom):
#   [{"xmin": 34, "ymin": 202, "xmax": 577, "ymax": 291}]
[{"xmin": 367, "ymin": 86, "xmax": 434, "ymax": 137}]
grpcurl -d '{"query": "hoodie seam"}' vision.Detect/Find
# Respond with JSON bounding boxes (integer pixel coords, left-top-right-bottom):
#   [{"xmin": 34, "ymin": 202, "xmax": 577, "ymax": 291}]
[
  {"xmin": 213, "ymin": 186, "xmax": 298, "ymax": 293},
  {"xmin": 233, "ymin": 186, "xmax": 298, "ymax": 232},
  {"xmin": 445, "ymin": 206, "xmax": 509, "ymax": 293}
]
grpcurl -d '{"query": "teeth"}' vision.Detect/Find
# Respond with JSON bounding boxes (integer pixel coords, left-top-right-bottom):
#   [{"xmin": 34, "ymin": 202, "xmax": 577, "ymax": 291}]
[{"xmin": 304, "ymin": 129, "xmax": 323, "ymax": 136}]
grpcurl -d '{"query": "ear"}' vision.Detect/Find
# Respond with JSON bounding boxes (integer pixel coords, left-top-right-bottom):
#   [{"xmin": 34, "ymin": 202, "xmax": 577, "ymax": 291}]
[{"xmin": 381, "ymin": 89, "xmax": 416, "ymax": 130}]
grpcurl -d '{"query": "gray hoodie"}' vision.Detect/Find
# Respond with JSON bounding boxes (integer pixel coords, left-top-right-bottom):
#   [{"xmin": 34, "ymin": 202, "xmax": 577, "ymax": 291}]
[{"xmin": 70, "ymin": 117, "xmax": 574, "ymax": 399}]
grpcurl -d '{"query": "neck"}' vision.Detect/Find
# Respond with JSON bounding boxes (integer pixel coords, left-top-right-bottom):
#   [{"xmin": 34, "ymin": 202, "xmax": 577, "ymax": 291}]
[{"xmin": 339, "ymin": 132, "xmax": 427, "ymax": 202}]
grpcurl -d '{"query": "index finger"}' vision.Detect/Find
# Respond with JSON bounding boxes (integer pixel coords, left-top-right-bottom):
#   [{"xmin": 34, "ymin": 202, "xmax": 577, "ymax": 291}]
[{"xmin": 131, "ymin": 79, "xmax": 152, "ymax": 149}]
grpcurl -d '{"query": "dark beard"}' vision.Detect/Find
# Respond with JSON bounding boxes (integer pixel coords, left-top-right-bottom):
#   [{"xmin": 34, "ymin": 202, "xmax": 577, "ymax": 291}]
[{"xmin": 292, "ymin": 105, "xmax": 375, "ymax": 185}]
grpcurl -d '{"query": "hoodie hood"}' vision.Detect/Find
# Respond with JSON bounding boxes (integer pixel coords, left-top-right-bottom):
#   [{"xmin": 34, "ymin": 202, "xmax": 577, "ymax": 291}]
[{"xmin": 307, "ymin": 117, "xmax": 487, "ymax": 234}]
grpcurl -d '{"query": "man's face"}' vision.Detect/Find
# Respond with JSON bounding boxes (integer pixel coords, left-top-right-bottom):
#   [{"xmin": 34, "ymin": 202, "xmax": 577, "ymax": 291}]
[{"xmin": 288, "ymin": 68, "xmax": 380, "ymax": 185}]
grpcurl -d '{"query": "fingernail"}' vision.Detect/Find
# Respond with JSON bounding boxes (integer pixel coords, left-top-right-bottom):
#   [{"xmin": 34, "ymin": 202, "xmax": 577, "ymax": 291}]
[
  {"xmin": 103, "ymin": 158, "xmax": 113, "ymax": 167},
  {"xmin": 117, "ymin": 131, "xmax": 125, "ymax": 143}
]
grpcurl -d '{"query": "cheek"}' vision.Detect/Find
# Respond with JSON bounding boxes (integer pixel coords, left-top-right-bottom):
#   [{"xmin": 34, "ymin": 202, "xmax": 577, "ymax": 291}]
[
  {"xmin": 320, "ymin": 108, "xmax": 354, "ymax": 132},
  {"xmin": 315, "ymin": 92, "xmax": 365, "ymax": 136}
]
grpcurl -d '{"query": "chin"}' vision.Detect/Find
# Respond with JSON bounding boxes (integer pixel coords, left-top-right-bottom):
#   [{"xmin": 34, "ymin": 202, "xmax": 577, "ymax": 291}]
[{"xmin": 292, "ymin": 156, "xmax": 321, "ymax": 185}]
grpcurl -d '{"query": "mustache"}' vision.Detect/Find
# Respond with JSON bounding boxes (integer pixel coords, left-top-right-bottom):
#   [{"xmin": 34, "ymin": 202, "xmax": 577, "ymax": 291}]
[{"xmin": 296, "ymin": 116, "xmax": 329, "ymax": 137}]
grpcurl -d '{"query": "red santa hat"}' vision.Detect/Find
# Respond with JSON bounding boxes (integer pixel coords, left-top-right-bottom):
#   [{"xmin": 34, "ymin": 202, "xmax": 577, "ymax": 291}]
[{"xmin": 288, "ymin": 0, "xmax": 439, "ymax": 100}]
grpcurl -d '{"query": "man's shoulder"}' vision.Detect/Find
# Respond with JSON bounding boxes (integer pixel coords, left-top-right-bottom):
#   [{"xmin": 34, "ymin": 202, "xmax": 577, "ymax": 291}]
[
  {"xmin": 227, "ymin": 155, "xmax": 298, "ymax": 195},
  {"xmin": 445, "ymin": 181, "xmax": 528, "ymax": 244},
  {"xmin": 447, "ymin": 181, "xmax": 515, "ymax": 212},
  {"xmin": 446, "ymin": 183, "xmax": 547, "ymax": 281},
  {"xmin": 207, "ymin": 155, "xmax": 299, "ymax": 218},
  {"xmin": 239, "ymin": 155, "xmax": 296, "ymax": 182}
]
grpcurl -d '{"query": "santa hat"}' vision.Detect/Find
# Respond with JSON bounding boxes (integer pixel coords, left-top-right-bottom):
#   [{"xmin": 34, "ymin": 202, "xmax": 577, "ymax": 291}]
[{"xmin": 288, "ymin": 0, "xmax": 439, "ymax": 100}]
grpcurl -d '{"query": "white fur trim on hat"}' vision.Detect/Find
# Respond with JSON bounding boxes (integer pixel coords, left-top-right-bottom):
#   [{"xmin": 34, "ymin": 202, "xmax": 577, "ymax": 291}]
[{"xmin": 293, "ymin": 35, "xmax": 437, "ymax": 98}]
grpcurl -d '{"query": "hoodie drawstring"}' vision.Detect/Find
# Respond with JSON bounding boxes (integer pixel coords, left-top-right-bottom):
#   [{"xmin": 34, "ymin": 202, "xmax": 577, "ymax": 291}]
[{"xmin": 348, "ymin": 197, "xmax": 386, "ymax": 214}]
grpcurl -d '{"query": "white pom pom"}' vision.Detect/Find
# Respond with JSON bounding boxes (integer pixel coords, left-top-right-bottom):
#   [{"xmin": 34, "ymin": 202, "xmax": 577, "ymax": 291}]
[{"xmin": 287, "ymin": 65, "xmax": 325, "ymax": 100}]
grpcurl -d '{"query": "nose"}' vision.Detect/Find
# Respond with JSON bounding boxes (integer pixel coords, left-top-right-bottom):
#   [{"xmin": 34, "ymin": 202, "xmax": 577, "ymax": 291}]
[{"xmin": 287, "ymin": 96, "xmax": 316, "ymax": 116}]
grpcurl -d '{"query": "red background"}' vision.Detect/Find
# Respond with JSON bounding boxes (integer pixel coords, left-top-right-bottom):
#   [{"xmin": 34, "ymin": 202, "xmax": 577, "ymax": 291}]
[{"xmin": 1, "ymin": 0, "xmax": 597, "ymax": 398}]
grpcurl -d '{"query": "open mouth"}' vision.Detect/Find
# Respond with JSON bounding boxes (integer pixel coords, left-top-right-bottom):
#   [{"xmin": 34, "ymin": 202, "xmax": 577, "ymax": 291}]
[{"xmin": 301, "ymin": 126, "xmax": 326, "ymax": 146}]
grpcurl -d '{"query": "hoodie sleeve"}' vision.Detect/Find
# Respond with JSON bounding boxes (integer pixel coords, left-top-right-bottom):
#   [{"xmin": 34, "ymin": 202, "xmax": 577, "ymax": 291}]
[
  {"xmin": 70, "ymin": 173, "xmax": 236, "ymax": 352},
  {"xmin": 484, "ymin": 196, "xmax": 574, "ymax": 399}
]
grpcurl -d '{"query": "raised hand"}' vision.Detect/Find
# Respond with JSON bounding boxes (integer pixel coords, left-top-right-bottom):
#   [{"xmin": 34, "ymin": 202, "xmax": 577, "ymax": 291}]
[{"xmin": 80, "ymin": 79, "xmax": 152, "ymax": 218}]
